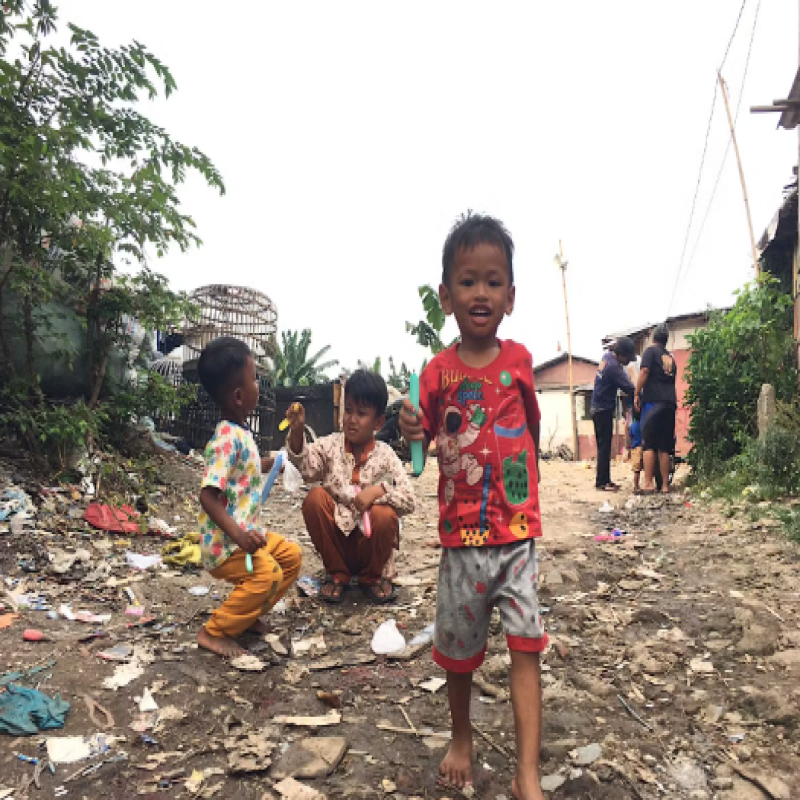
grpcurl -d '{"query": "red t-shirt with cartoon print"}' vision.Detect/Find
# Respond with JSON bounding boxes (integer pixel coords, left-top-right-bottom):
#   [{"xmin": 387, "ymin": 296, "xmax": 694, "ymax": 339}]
[{"xmin": 419, "ymin": 340, "xmax": 542, "ymax": 548}]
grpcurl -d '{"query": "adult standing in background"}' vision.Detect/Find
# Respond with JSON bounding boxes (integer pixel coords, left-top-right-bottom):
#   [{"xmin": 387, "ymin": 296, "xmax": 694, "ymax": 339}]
[
  {"xmin": 590, "ymin": 337, "xmax": 636, "ymax": 492},
  {"xmin": 635, "ymin": 324, "xmax": 677, "ymax": 494}
]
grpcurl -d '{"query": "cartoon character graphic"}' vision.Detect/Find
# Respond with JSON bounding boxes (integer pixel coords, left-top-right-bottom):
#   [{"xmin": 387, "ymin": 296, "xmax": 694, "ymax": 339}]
[
  {"xmin": 662, "ymin": 354, "xmax": 675, "ymax": 376},
  {"xmin": 437, "ymin": 404, "xmax": 487, "ymax": 504}
]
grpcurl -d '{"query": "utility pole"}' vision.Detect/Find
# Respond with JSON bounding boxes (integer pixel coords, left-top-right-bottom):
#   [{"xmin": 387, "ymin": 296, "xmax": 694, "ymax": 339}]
[
  {"xmin": 718, "ymin": 71, "xmax": 760, "ymax": 275},
  {"xmin": 555, "ymin": 242, "xmax": 578, "ymax": 461}
]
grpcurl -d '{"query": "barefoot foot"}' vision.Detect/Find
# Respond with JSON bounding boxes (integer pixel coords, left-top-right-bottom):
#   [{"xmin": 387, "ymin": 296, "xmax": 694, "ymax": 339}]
[
  {"xmin": 439, "ymin": 735, "xmax": 473, "ymax": 789},
  {"xmin": 198, "ymin": 626, "xmax": 246, "ymax": 658},
  {"xmin": 512, "ymin": 770, "xmax": 545, "ymax": 800}
]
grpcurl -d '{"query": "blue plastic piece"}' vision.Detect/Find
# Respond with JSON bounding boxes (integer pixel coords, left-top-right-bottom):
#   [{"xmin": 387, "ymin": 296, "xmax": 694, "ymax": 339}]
[
  {"xmin": 409, "ymin": 373, "xmax": 424, "ymax": 476},
  {"xmin": 260, "ymin": 451, "xmax": 285, "ymax": 504}
]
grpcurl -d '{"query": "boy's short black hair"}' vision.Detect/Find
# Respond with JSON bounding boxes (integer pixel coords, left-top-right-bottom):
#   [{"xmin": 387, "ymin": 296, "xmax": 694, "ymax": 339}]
[
  {"xmin": 442, "ymin": 212, "xmax": 514, "ymax": 286},
  {"xmin": 344, "ymin": 369, "xmax": 388, "ymax": 415},
  {"xmin": 197, "ymin": 336, "xmax": 252, "ymax": 403}
]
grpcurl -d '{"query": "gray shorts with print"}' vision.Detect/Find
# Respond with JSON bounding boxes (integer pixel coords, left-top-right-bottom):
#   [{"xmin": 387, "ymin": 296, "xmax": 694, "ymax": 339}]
[{"xmin": 433, "ymin": 539, "xmax": 548, "ymax": 673}]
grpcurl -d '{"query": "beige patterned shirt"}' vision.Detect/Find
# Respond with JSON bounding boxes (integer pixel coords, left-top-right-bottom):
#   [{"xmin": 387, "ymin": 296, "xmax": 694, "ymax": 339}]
[{"xmin": 286, "ymin": 433, "xmax": 415, "ymax": 535}]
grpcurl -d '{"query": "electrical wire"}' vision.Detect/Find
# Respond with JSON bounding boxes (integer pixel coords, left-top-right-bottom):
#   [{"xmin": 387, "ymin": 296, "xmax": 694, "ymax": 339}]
[
  {"xmin": 672, "ymin": 0, "xmax": 762, "ymax": 308},
  {"xmin": 666, "ymin": 0, "xmax": 750, "ymax": 316}
]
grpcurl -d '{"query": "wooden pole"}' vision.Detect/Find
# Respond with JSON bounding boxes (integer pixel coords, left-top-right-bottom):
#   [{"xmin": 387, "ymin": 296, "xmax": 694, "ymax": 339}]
[
  {"xmin": 559, "ymin": 240, "xmax": 579, "ymax": 461},
  {"xmin": 718, "ymin": 71, "xmax": 760, "ymax": 275}
]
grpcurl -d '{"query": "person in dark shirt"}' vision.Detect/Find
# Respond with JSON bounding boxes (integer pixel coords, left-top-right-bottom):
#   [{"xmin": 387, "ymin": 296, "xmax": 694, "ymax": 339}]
[
  {"xmin": 635, "ymin": 324, "xmax": 677, "ymax": 494},
  {"xmin": 590, "ymin": 337, "xmax": 635, "ymax": 491}
]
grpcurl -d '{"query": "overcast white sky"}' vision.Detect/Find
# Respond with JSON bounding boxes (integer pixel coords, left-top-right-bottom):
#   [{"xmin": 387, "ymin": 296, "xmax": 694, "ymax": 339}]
[{"xmin": 62, "ymin": 1, "xmax": 800, "ymax": 375}]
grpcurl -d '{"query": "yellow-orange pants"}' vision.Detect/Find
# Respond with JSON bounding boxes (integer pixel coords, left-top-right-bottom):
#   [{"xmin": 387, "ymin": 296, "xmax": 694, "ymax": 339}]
[{"xmin": 205, "ymin": 533, "xmax": 302, "ymax": 639}]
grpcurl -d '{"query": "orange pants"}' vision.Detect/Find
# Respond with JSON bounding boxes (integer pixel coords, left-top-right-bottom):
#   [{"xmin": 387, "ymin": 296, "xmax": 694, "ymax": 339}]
[
  {"xmin": 302, "ymin": 486, "xmax": 397, "ymax": 585},
  {"xmin": 205, "ymin": 533, "xmax": 302, "ymax": 639}
]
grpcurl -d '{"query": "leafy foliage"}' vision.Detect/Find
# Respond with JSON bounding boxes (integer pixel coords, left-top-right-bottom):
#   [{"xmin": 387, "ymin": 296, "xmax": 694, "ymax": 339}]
[
  {"xmin": 406, "ymin": 285, "xmax": 458, "ymax": 354},
  {"xmin": 0, "ymin": 1, "xmax": 221, "ymax": 462},
  {"xmin": 685, "ymin": 276, "xmax": 797, "ymax": 476},
  {"xmin": 387, "ymin": 357, "xmax": 411, "ymax": 392},
  {"xmin": 272, "ymin": 329, "xmax": 338, "ymax": 387}
]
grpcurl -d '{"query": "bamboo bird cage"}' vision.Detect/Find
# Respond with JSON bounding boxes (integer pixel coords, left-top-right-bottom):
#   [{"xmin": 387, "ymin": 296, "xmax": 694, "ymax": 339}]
[
  {"xmin": 182, "ymin": 285, "xmax": 278, "ymax": 365},
  {"xmin": 151, "ymin": 285, "xmax": 278, "ymax": 453}
]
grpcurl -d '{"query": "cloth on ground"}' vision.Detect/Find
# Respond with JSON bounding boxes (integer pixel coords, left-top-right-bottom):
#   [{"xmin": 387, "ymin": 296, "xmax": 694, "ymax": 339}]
[{"xmin": 0, "ymin": 684, "xmax": 70, "ymax": 735}]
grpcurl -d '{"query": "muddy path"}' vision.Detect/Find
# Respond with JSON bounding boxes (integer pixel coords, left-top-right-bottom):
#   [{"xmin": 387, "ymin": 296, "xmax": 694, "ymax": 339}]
[{"xmin": 0, "ymin": 455, "xmax": 798, "ymax": 799}]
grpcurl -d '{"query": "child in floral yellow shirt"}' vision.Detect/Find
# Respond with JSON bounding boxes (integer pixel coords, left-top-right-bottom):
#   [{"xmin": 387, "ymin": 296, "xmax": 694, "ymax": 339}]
[{"xmin": 196, "ymin": 337, "xmax": 302, "ymax": 658}]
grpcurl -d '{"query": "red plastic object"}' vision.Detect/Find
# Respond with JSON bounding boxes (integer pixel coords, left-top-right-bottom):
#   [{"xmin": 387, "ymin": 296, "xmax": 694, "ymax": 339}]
[
  {"xmin": 23, "ymin": 629, "xmax": 46, "ymax": 642},
  {"xmin": 83, "ymin": 503, "xmax": 172, "ymax": 537}
]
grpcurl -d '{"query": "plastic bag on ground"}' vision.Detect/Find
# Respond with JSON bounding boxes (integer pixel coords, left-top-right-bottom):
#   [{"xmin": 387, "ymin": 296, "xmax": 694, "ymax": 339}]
[{"xmin": 371, "ymin": 619, "xmax": 406, "ymax": 655}]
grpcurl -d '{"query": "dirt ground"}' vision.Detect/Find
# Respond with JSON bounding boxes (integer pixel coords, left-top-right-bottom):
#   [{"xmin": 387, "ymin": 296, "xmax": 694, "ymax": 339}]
[{"xmin": 1, "ymin": 452, "xmax": 799, "ymax": 800}]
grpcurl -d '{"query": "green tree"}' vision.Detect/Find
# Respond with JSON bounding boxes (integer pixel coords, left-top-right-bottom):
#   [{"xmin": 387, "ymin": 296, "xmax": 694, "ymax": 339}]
[
  {"xmin": 357, "ymin": 357, "xmax": 382, "ymax": 375},
  {"xmin": 387, "ymin": 357, "xmax": 411, "ymax": 392},
  {"xmin": 406, "ymin": 285, "xmax": 458, "ymax": 354},
  {"xmin": 0, "ymin": 1, "xmax": 222, "ymax": 460},
  {"xmin": 685, "ymin": 276, "xmax": 797, "ymax": 476},
  {"xmin": 272, "ymin": 329, "xmax": 338, "ymax": 387}
]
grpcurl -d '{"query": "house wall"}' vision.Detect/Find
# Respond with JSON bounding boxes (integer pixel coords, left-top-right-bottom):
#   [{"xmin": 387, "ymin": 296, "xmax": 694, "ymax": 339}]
[
  {"xmin": 535, "ymin": 359, "xmax": 598, "ymax": 388},
  {"xmin": 576, "ymin": 406, "xmax": 626, "ymax": 460},
  {"xmin": 537, "ymin": 390, "xmax": 574, "ymax": 453}
]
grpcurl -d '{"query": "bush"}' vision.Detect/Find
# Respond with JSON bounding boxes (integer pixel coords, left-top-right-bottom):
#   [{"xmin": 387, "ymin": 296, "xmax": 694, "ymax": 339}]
[{"xmin": 685, "ymin": 276, "xmax": 797, "ymax": 477}]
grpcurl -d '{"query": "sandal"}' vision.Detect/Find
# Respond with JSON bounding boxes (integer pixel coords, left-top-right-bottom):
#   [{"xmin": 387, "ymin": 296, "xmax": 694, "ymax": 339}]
[
  {"xmin": 596, "ymin": 484, "xmax": 620, "ymax": 492},
  {"xmin": 319, "ymin": 577, "xmax": 348, "ymax": 605},
  {"xmin": 360, "ymin": 578, "xmax": 397, "ymax": 605}
]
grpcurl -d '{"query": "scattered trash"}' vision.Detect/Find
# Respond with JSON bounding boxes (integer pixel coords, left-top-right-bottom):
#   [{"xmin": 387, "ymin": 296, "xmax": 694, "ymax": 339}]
[
  {"xmin": 371, "ymin": 619, "xmax": 406, "ymax": 655},
  {"xmin": 689, "ymin": 658, "xmax": 714, "ymax": 674},
  {"xmin": 598, "ymin": 501, "xmax": 615, "ymax": 514},
  {"xmin": 265, "ymin": 634, "xmax": 288, "ymax": 657},
  {"xmin": 0, "ymin": 488, "xmax": 35, "ymax": 522},
  {"xmin": 572, "ymin": 742, "xmax": 602, "ymax": 766},
  {"xmin": 381, "ymin": 779, "xmax": 397, "ymax": 793},
  {"xmin": 230, "ymin": 654, "xmax": 267, "ymax": 672},
  {"xmin": 58, "ymin": 605, "xmax": 111, "ymax": 624},
  {"xmin": 125, "ymin": 552, "xmax": 163, "ymax": 570},
  {"xmin": 103, "ymin": 661, "xmax": 144, "ymax": 690},
  {"xmin": 138, "ymin": 688, "xmax": 159, "ymax": 713},
  {"xmin": 0, "ymin": 684, "xmax": 70, "ymax": 735},
  {"xmin": 274, "ymin": 776, "xmax": 326, "ymax": 800},
  {"xmin": 224, "ymin": 720, "xmax": 276, "ymax": 773},
  {"xmin": 594, "ymin": 528, "xmax": 628, "ymax": 542},
  {"xmin": 84, "ymin": 503, "xmax": 143, "ymax": 534},
  {"xmin": 292, "ymin": 633, "xmax": 327, "ymax": 657},
  {"xmin": 408, "ymin": 623, "xmax": 435, "ymax": 648},
  {"xmin": 541, "ymin": 774, "xmax": 566, "ymax": 791},
  {"xmin": 162, "ymin": 533, "xmax": 201, "ymax": 568},
  {"xmin": 270, "ymin": 736, "xmax": 348, "ymax": 779},
  {"xmin": 296, "ymin": 576, "xmax": 321, "ymax": 598},
  {"xmin": 45, "ymin": 733, "xmax": 118, "ymax": 764},
  {"xmin": 188, "ymin": 585, "xmax": 209, "ymax": 597},
  {"xmin": 0, "ymin": 613, "xmax": 18, "ymax": 630},
  {"xmin": 98, "ymin": 644, "xmax": 134, "ymax": 662},
  {"xmin": 22, "ymin": 629, "xmax": 51, "ymax": 642},
  {"xmin": 272, "ymin": 712, "xmax": 342, "ymax": 727},
  {"xmin": 418, "ymin": 677, "xmax": 446, "ymax": 693}
]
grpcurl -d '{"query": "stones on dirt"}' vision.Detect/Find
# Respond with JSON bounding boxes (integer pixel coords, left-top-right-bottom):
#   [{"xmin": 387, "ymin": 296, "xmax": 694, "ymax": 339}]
[
  {"xmin": 274, "ymin": 777, "xmax": 326, "ymax": 800},
  {"xmin": 572, "ymin": 742, "xmax": 602, "ymax": 766},
  {"xmin": 270, "ymin": 736, "xmax": 348, "ymax": 780},
  {"xmin": 541, "ymin": 773, "xmax": 566, "ymax": 791}
]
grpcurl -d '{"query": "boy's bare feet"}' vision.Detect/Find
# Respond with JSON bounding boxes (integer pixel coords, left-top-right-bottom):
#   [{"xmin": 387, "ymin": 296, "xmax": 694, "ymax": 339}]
[
  {"xmin": 439, "ymin": 734, "xmax": 473, "ymax": 788},
  {"xmin": 512, "ymin": 771, "xmax": 545, "ymax": 800},
  {"xmin": 198, "ymin": 626, "xmax": 245, "ymax": 658}
]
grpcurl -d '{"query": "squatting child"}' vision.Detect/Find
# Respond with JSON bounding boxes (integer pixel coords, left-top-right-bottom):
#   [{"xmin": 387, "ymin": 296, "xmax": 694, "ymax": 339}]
[
  {"xmin": 285, "ymin": 369, "xmax": 415, "ymax": 604},
  {"xmin": 196, "ymin": 336, "xmax": 302, "ymax": 658},
  {"xmin": 399, "ymin": 213, "xmax": 547, "ymax": 800}
]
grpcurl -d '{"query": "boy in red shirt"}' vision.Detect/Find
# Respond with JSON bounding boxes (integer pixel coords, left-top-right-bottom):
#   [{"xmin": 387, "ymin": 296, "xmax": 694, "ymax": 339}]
[{"xmin": 400, "ymin": 214, "xmax": 546, "ymax": 800}]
